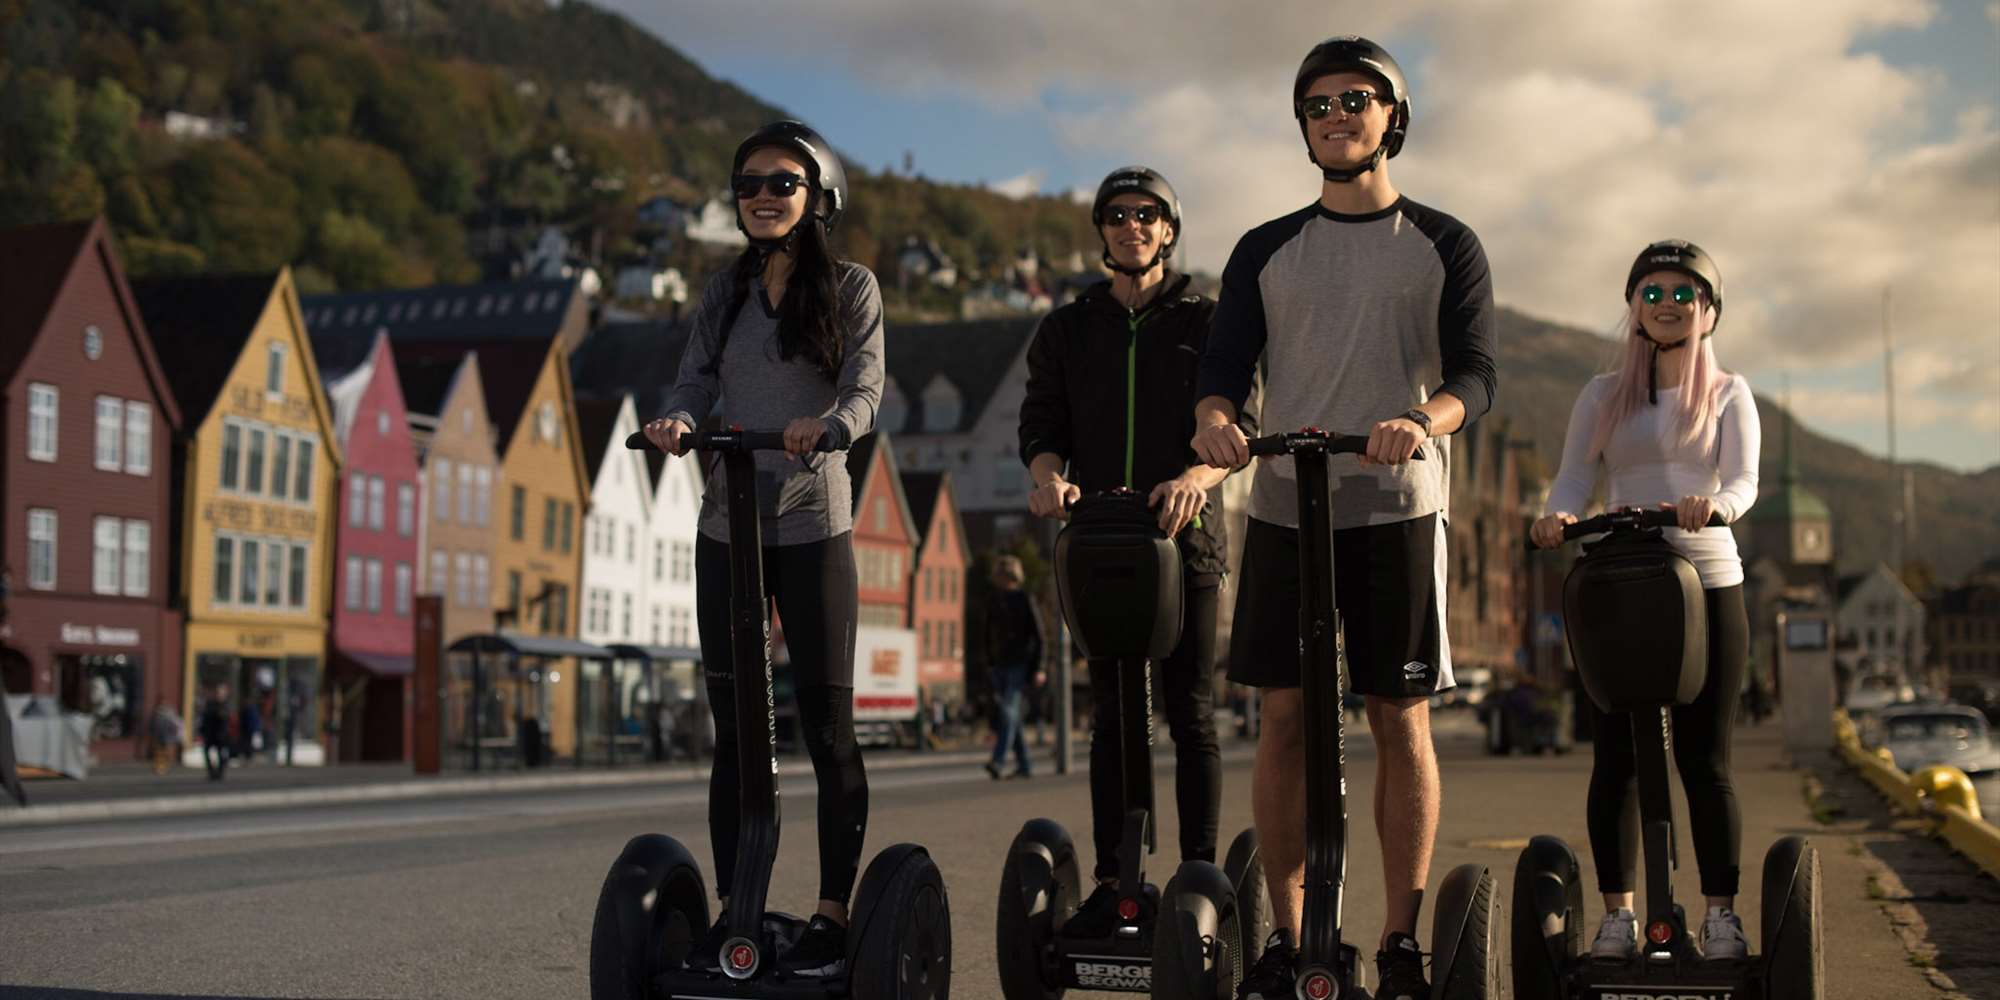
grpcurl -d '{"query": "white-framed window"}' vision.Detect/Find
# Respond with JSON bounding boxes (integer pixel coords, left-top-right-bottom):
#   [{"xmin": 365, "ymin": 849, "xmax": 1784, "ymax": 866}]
[
  {"xmin": 348, "ymin": 476, "xmax": 367, "ymax": 527},
  {"xmin": 430, "ymin": 550, "xmax": 448, "ymax": 598},
  {"xmin": 625, "ymin": 524, "xmax": 636, "ymax": 564},
  {"xmin": 239, "ymin": 539, "xmax": 260, "ymax": 605},
  {"xmin": 27, "ymin": 384, "xmax": 58, "ymax": 461},
  {"xmin": 457, "ymin": 464, "xmax": 473, "ymax": 523},
  {"xmin": 122, "ymin": 520, "xmax": 149, "ymax": 597},
  {"xmin": 367, "ymin": 476, "xmax": 385, "ymax": 530},
  {"xmin": 213, "ymin": 536, "xmax": 234, "ymax": 604},
  {"xmin": 653, "ymin": 540, "xmax": 665, "ymax": 582},
  {"xmin": 397, "ymin": 483, "xmax": 416, "ymax": 536},
  {"xmin": 474, "ymin": 467, "xmax": 492, "ymax": 525},
  {"xmin": 94, "ymin": 396, "xmax": 123, "ymax": 470},
  {"xmin": 364, "ymin": 559, "xmax": 382, "ymax": 613},
  {"xmin": 454, "ymin": 553, "xmax": 471, "ymax": 608},
  {"xmin": 269, "ymin": 433, "xmax": 291, "ymax": 502},
  {"xmin": 650, "ymin": 605, "xmax": 662, "ymax": 645},
  {"xmin": 672, "ymin": 541, "xmax": 693, "ymax": 583},
  {"xmin": 433, "ymin": 458, "xmax": 453, "ymax": 522},
  {"xmin": 220, "ymin": 421, "xmax": 242, "ymax": 490},
  {"xmin": 293, "ymin": 436, "xmax": 315, "ymax": 502},
  {"xmin": 471, "ymin": 555, "xmax": 488, "ymax": 611},
  {"xmin": 92, "ymin": 516, "xmax": 121, "ymax": 595},
  {"xmin": 26, "ymin": 508, "xmax": 56, "ymax": 589},
  {"xmin": 245, "ymin": 427, "xmax": 267, "ymax": 495},
  {"xmin": 346, "ymin": 556, "xmax": 364, "ymax": 610},
  {"xmin": 265, "ymin": 342, "xmax": 286, "ymax": 395},
  {"xmin": 288, "ymin": 542, "xmax": 306, "ymax": 607},
  {"xmin": 263, "ymin": 541, "xmax": 282, "ymax": 606},
  {"xmin": 395, "ymin": 562, "xmax": 412, "ymax": 616},
  {"xmin": 124, "ymin": 401, "xmax": 151, "ymax": 475}
]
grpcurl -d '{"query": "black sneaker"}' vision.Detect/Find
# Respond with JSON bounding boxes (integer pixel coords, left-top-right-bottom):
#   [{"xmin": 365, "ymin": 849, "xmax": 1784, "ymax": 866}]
[
  {"xmin": 780, "ymin": 914, "xmax": 848, "ymax": 978},
  {"xmin": 685, "ymin": 914, "xmax": 730, "ymax": 970},
  {"xmin": 1238, "ymin": 928, "xmax": 1297, "ymax": 1000},
  {"xmin": 1375, "ymin": 931, "xmax": 1430, "ymax": 1000},
  {"xmin": 984, "ymin": 760, "xmax": 1003, "ymax": 780},
  {"xmin": 1061, "ymin": 882, "xmax": 1122, "ymax": 938}
]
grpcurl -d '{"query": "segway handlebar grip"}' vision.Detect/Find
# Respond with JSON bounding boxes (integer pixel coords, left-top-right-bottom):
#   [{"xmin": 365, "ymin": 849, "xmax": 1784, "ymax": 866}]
[
  {"xmin": 624, "ymin": 428, "xmax": 842, "ymax": 454},
  {"xmin": 1535, "ymin": 508, "xmax": 1727, "ymax": 548},
  {"xmin": 1243, "ymin": 429, "xmax": 1423, "ymax": 459}
]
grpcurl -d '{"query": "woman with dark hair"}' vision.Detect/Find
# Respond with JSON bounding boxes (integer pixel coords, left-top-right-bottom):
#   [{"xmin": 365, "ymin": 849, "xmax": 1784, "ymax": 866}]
[
  {"xmin": 1532, "ymin": 239, "xmax": 1762, "ymax": 962},
  {"xmin": 642, "ymin": 120, "xmax": 885, "ymax": 979}
]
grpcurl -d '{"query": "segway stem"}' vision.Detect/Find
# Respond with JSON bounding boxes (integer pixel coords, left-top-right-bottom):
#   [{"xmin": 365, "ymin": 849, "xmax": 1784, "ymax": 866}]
[
  {"xmin": 1118, "ymin": 655, "xmax": 1158, "ymax": 872},
  {"xmin": 720, "ymin": 445, "xmax": 781, "ymax": 941},
  {"xmin": 1637, "ymin": 705, "xmax": 1682, "ymax": 951},
  {"xmin": 1293, "ymin": 444, "xmax": 1348, "ymax": 968}
]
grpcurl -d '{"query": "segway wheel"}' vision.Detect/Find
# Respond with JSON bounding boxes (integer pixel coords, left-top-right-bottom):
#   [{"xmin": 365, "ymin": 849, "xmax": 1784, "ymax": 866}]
[
  {"xmin": 589, "ymin": 834, "xmax": 710, "ymax": 1000},
  {"xmin": 849, "ymin": 843, "xmax": 952, "ymax": 999},
  {"xmin": 1511, "ymin": 835, "xmax": 1583, "ymax": 1000},
  {"xmin": 1761, "ymin": 836, "xmax": 1824, "ymax": 1000},
  {"xmin": 996, "ymin": 819, "xmax": 1081, "ymax": 1000},
  {"xmin": 1430, "ymin": 862, "xmax": 1500, "ymax": 1000},
  {"xmin": 1221, "ymin": 828, "xmax": 1271, "ymax": 969},
  {"xmin": 1153, "ymin": 860, "xmax": 1243, "ymax": 1000}
]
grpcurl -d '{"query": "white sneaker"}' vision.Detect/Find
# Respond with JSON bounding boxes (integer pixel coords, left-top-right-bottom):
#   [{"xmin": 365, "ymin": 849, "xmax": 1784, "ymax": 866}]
[
  {"xmin": 1700, "ymin": 907, "xmax": 1748, "ymax": 960},
  {"xmin": 1590, "ymin": 908, "xmax": 1638, "ymax": 960}
]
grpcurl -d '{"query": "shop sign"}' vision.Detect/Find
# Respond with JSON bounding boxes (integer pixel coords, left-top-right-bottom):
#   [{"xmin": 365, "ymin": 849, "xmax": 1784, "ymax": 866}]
[
  {"xmin": 239, "ymin": 631, "xmax": 286, "ymax": 650},
  {"xmin": 60, "ymin": 623, "xmax": 141, "ymax": 646}
]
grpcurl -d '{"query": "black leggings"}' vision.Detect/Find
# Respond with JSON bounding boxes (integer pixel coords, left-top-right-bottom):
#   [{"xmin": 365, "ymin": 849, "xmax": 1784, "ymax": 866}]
[
  {"xmin": 696, "ymin": 532, "xmax": 868, "ymax": 907},
  {"xmin": 1087, "ymin": 580, "xmax": 1221, "ymax": 881},
  {"xmin": 1587, "ymin": 584, "xmax": 1748, "ymax": 898}
]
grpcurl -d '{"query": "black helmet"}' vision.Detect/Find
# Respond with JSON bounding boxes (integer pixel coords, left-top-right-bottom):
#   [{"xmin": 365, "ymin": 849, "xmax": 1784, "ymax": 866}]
[
  {"xmin": 1293, "ymin": 36, "xmax": 1411, "ymax": 179},
  {"xmin": 1091, "ymin": 166, "xmax": 1181, "ymax": 276},
  {"xmin": 732, "ymin": 120, "xmax": 848, "ymax": 232},
  {"xmin": 1624, "ymin": 239, "xmax": 1724, "ymax": 322}
]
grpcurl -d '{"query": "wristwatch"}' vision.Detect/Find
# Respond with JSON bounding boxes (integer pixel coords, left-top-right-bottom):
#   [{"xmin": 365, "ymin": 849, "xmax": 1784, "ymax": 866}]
[{"xmin": 1401, "ymin": 408, "xmax": 1432, "ymax": 436}]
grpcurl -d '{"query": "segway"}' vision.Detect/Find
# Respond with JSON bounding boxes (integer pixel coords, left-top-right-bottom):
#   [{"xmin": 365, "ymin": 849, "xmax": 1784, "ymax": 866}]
[
  {"xmin": 590, "ymin": 428, "xmax": 951, "ymax": 1000},
  {"xmin": 1242, "ymin": 429, "xmax": 1499, "ymax": 1000},
  {"xmin": 1511, "ymin": 507, "xmax": 1822, "ymax": 1000},
  {"xmin": 994, "ymin": 489, "xmax": 1271, "ymax": 998}
]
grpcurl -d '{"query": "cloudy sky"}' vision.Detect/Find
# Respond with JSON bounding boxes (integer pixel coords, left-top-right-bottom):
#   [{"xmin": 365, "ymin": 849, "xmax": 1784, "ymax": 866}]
[{"xmin": 607, "ymin": 0, "xmax": 2000, "ymax": 473}]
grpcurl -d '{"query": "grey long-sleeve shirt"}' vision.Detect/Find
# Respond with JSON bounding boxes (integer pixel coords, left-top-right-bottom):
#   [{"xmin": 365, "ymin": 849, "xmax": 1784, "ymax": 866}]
[{"xmin": 662, "ymin": 262, "xmax": 885, "ymax": 545}]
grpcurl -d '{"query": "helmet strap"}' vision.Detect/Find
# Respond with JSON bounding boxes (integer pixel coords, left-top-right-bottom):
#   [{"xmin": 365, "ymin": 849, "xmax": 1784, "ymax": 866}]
[
  {"xmin": 1634, "ymin": 329, "xmax": 1714, "ymax": 405},
  {"xmin": 1316, "ymin": 142, "xmax": 1388, "ymax": 183}
]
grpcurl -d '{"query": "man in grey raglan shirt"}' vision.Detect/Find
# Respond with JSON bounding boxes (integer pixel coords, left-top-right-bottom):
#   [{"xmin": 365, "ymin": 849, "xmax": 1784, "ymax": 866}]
[{"xmin": 1190, "ymin": 37, "xmax": 1497, "ymax": 1000}]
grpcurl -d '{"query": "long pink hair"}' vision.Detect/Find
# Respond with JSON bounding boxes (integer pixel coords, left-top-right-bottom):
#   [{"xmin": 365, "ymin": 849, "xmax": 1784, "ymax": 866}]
[{"xmin": 1587, "ymin": 291, "xmax": 1727, "ymax": 459}]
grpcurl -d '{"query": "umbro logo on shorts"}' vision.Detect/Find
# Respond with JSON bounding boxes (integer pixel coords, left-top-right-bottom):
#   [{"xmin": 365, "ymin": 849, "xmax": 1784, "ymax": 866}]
[{"xmin": 1402, "ymin": 661, "xmax": 1431, "ymax": 679}]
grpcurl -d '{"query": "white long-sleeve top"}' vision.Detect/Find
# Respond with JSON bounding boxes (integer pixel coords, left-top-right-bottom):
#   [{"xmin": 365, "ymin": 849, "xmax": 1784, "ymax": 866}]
[{"xmin": 1543, "ymin": 373, "xmax": 1762, "ymax": 588}]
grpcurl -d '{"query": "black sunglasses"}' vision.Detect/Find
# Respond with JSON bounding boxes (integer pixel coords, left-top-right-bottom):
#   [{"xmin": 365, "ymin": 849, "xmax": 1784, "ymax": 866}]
[
  {"xmin": 731, "ymin": 171, "xmax": 805, "ymax": 200},
  {"xmin": 1298, "ymin": 90, "xmax": 1384, "ymax": 120},
  {"xmin": 1641, "ymin": 283, "xmax": 1700, "ymax": 306},
  {"xmin": 1101, "ymin": 204, "xmax": 1163, "ymax": 227}
]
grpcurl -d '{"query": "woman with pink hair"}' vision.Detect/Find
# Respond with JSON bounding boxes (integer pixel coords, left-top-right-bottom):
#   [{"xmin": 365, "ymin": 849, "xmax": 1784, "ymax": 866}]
[{"xmin": 1530, "ymin": 239, "xmax": 1763, "ymax": 963}]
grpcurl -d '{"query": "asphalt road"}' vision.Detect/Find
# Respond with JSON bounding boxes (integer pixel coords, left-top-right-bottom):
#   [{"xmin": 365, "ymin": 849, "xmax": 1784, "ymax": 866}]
[{"xmin": 0, "ymin": 714, "xmax": 1953, "ymax": 999}]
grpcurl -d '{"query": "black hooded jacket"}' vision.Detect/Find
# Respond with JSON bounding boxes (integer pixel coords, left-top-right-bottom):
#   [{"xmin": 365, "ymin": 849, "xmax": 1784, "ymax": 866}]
[{"xmin": 1018, "ymin": 271, "xmax": 1259, "ymax": 580}]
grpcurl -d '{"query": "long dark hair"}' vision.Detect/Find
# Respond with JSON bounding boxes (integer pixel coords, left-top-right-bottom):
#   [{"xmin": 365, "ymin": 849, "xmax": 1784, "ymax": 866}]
[{"xmin": 717, "ymin": 211, "xmax": 845, "ymax": 380}]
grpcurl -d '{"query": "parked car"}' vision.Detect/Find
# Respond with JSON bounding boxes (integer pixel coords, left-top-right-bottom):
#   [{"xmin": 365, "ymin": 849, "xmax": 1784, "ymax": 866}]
[{"xmin": 1874, "ymin": 704, "xmax": 2000, "ymax": 776}]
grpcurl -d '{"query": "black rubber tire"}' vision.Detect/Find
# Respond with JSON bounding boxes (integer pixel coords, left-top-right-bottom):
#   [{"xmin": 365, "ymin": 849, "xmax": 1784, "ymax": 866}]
[
  {"xmin": 996, "ymin": 820, "xmax": 1079, "ymax": 1000},
  {"xmin": 1221, "ymin": 827, "xmax": 1272, "ymax": 969},
  {"xmin": 1762, "ymin": 837, "xmax": 1824, "ymax": 1000},
  {"xmin": 1510, "ymin": 836, "xmax": 1583, "ymax": 1000},
  {"xmin": 1434, "ymin": 864, "xmax": 1501, "ymax": 1000},
  {"xmin": 1153, "ymin": 860, "xmax": 1242, "ymax": 1000},
  {"xmin": 849, "ymin": 845, "xmax": 952, "ymax": 999},
  {"xmin": 588, "ymin": 834, "xmax": 709, "ymax": 1000}
]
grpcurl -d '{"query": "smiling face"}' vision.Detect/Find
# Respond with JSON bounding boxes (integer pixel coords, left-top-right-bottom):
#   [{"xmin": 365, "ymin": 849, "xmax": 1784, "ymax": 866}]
[
  {"xmin": 736, "ymin": 147, "xmax": 812, "ymax": 241},
  {"xmin": 1302, "ymin": 70, "xmax": 1392, "ymax": 168},
  {"xmin": 1100, "ymin": 192, "xmax": 1172, "ymax": 272},
  {"xmin": 1633, "ymin": 268, "xmax": 1715, "ymax": 345}
]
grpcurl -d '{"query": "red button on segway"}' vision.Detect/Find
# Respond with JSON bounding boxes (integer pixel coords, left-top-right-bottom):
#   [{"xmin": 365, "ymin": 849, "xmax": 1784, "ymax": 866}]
[
  {"xmin": 730, "ymin": 943, "xmax": 756, "ymax": 969},
  {"xmin": 1646, "ymin": 920, "xmax": 1674, "ymax": 945},
  {"xmin": 1303, "ymin": 971, "xmax": 1334, "ymax": 999},
  {"xmin": 1117, "ymin": 898, "xmax": 1140, "ymax": 921}
]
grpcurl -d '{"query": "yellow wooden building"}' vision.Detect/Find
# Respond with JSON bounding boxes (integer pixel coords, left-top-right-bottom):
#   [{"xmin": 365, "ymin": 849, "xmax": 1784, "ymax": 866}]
[{"xmin": 134, "ymin": 270, "xmax": 342, "ymax": 762}]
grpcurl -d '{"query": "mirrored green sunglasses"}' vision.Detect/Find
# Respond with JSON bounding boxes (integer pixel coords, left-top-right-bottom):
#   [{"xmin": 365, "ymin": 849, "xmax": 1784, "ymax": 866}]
[{"xmin": 1642, "ymin": 283, "xmax": 1699, "ymax": 306}]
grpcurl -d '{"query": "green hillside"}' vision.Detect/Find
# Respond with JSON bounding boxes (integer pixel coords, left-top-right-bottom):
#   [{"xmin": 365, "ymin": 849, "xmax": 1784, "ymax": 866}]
[{"xmin": 0, "ymin": 0, "xmax": 1101, "ymax": 292}]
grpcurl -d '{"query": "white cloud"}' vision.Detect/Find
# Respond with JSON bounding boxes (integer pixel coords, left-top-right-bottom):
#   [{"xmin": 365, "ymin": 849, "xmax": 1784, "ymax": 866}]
[
  {"xmin": 612, "ymin": 0, "xmax": 2000, "ymax": 470},
  {"xmin": 987, "ymin": 170, "xmax": 1044, "ymax": 199}
]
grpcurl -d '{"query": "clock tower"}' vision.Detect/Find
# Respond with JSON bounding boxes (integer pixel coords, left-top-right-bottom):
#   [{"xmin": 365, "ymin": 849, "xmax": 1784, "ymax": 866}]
[{"xmin": 1747, "ymin": 407, "xmax": 1834, "ymax": 568}]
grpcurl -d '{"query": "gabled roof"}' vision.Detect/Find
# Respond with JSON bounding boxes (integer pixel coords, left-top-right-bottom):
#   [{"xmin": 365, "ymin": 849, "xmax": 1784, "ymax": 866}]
[
  {"xmin": 882, "ymin": 318, "xmax": 1038, "ymax": 434},
  {"xmin": 301, "ymin": 278, "xmax": 581, "ymax": 344},
  {"xmin": 846, "ymin": 431, "xmax": 917, "ymax": 543},
  {"xmin": 130, "ymin": 273, "xmax": 282, "ymax": 425},
  {"xmin": 0, "ymin": 217, "xmax": 183, "ymax": 432},
  {"xmin": 388, "ymin": 338, "xmax": 551, "ymax": 449}
]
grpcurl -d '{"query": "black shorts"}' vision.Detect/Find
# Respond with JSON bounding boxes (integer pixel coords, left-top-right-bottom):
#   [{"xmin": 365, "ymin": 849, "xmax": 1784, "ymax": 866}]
[{"xmin": 1228, "ymin": 514, "xmax": 1453, "ymax": 698}]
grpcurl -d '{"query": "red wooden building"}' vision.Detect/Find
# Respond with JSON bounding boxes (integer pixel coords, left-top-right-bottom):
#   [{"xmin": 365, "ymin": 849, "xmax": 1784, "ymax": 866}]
[{"xmin": 901, "ymin": 470, "xmax": 969, "ymax": 702}]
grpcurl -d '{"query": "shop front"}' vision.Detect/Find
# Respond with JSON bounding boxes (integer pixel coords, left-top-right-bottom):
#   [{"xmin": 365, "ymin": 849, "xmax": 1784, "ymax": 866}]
[
  {"xmin": 0, "ymin": 596, "xmax": 181, "ymax": 763},
  {"xmin": 182, "ymin": 621, "xmax": 326, "ymax": 766}
]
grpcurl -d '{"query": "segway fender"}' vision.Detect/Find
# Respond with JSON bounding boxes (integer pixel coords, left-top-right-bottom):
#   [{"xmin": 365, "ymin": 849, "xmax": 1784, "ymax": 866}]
[
  {"xmin": 1761, "ymin": 835, "xmax": 1809, "ymax": 948},
  {"xmin": 1429, "ymin": 862, "xmax": 1494, "ymax": 995},
  {"xmin": 1516, "ymin": 835, "xmax": 1583, "ymax": 967},
  {"xmin": 1005, "ymin": 819, "xmax": 1069, "ymax": 912}
]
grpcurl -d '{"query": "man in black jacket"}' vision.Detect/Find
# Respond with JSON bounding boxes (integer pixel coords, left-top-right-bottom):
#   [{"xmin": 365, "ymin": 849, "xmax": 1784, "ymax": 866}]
[
  {"xmin": 1018, "ymin": 166, "xmax": 1258, "ymax": 938},
  {"xmin": 981, "ymin": 555, "xmax": 1044, "ymax": 779}
]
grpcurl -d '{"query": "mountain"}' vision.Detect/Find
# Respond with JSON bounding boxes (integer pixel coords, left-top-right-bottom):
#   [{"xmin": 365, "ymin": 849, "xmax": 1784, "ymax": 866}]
[
  {"xmin": 1492, "ymin": 308, "xmax": 2000, "ymax": 585},
  {"xmin": 0, "ymin": 0, "xmax": 1102, "ymax": 292}
]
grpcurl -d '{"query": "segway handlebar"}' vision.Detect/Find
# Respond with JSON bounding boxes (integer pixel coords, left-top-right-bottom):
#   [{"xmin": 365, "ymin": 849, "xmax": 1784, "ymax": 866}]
[
  {"xmin": 624, "ymin": 428, "xmax": 841, "ymax": 454},
  {"xmin": 1243, "ymin": 428, "xmax": 1428, "ymax": 459},
  {"xmin": 1524, "ymin": 507, "xmax": 1727, "ymax": 551}
]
